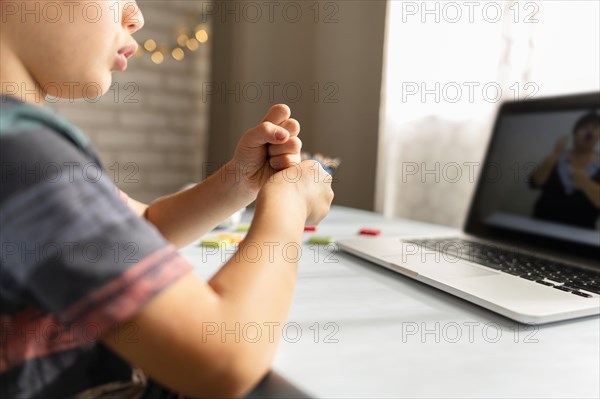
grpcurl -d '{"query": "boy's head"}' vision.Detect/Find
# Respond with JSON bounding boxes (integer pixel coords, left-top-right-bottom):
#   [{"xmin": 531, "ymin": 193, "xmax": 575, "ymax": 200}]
[
  {"xmin": 1, "ymin": 0, "xmax": 144, "ymax": 101},
  {"xmin": 572, "ymin": 111, "xmax": 600, "ymax": 152}
]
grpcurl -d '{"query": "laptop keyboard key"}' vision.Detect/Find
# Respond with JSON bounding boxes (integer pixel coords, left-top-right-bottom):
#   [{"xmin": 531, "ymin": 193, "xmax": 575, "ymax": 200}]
[
  {"xmin": 571, "ymin": 291, "xmax": 593, "ymax": 298},
  {"xmin": 579, "ymin": 285, "xmax": 600, "ymax": 295},
  {"xmin": 520, "ymin": 274, "xmax": 539, "ymax": 281},
  {"xmin": 553, "ymin": 285, "xmax": 572, "ymax": 293}
]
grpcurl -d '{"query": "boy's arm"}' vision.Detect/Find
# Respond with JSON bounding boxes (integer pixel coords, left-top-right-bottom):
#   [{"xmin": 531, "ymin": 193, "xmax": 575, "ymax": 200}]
[
  {"xmin": 125, "ymin": 196, "xmax": 149, "ymax": 217},
  {"xmin": 138, "ymin": 161, "xmax": 254, "ymax": 248},
  {"xmin": 121, "ymin": 162, "xmax": 253, "ymax": 246},
  {"xmin": 103, "ymin": 182, "xmax": 311, "ymax": 398}
]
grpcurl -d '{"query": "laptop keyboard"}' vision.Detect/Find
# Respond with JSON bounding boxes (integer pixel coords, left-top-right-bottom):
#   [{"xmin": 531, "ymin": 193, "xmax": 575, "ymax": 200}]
[{"xmin": 404, "ymin": 238, "xmax": 600, "ymax": 298}]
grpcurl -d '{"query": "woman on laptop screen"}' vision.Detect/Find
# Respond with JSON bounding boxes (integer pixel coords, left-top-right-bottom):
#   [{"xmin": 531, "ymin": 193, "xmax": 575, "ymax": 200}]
[{"xmin": 529, "ymin": 111, "xmax": 600, "ymax": 229}]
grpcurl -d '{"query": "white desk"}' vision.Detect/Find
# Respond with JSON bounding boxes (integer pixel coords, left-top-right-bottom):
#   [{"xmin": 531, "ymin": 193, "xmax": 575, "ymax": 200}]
[{"xmin": 179, "ymin": 206, "xmax": 600, "ymax": 398}]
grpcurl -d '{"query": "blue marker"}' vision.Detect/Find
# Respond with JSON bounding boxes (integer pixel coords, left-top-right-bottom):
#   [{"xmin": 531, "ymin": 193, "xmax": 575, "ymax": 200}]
[{"xmin": 310, "ymin": 157, "xmax": 334, "ymax": 175}]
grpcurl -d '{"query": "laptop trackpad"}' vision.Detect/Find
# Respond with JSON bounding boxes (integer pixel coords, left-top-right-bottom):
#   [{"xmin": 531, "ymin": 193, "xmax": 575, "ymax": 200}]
[{"xmin": 383, "ymin": 256, "xmax": 499, "ymax": 280}]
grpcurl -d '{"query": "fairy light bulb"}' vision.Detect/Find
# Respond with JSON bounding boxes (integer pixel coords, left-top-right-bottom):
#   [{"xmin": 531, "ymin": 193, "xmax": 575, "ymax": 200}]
[
  {"xmin": 171, "ymin": 47, "xmax": 185, "ymax": 61},
  {"xmin": 177, "ymin": 34, "xmax": 189, "ymax": 47},
  {"xmin": 186, "ymin": 38, "xmax": 199, "ymax": 51},
  {"xmin": 144, "ymin": 39, "xmax": 157, "ymax": 52},
  {"xmin": 151, "ymin": 51, "xmax": 164, "ymax": 64},
  {"xmin": 195, "ymin": 29, "xmax": 208, "ymax": 43}
]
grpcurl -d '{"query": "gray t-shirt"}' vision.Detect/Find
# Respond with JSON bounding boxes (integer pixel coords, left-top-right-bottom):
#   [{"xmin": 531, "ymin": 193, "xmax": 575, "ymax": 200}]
[{"xmin": 0, "ymin": 95, "xmax": 191, "ymax": 398}]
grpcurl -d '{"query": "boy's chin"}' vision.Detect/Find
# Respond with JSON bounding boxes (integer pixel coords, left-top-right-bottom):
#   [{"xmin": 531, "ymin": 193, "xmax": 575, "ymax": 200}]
[{"xmin": 45, "ymin": 76, "xmax": 111, "ymax": 101}]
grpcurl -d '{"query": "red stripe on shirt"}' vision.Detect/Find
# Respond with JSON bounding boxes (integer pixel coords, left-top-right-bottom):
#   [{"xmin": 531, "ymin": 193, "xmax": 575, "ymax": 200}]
[
  {"xmin": 0, "ymin": 308, "xmax": 83, "ymax": 373},
  {"xmin": 65, "ymin": 248, "xmax": 192, "ymax": 328},
  {"xmin": 0, "ymin": 247, "xmax": 192, "ymax": 373}
]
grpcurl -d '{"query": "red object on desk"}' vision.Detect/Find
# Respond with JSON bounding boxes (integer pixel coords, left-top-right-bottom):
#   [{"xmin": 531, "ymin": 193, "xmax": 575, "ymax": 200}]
[
  {"xmin": 304, "ymin": 226, "xmax": 317, "ymax": 232},
  {"xmin": 359, "ymin": 228, "xmax": 381, "ymax": 236}
]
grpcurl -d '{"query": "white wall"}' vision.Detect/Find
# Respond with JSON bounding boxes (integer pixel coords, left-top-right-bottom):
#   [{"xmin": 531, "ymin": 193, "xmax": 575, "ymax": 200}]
[{"xmin": 208, "ymin": 0, "xmax": 387, "ymax": 210}]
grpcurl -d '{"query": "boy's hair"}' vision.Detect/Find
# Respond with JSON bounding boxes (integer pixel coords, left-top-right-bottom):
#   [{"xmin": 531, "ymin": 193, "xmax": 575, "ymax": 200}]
[{"xmin": 573, "ymin": 110, "xmax": 600, "ymax": 134}]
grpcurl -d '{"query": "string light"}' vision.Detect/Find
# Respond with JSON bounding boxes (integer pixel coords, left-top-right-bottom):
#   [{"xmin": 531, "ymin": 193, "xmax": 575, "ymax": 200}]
[
  {"xmin": 151, "ymin": 51, "xmax": 164, "ymax": 64},
  {"xmin": 195, "ymin": 29, "xmax": 208, "ymax": 43},
  {"xmin": 171, "ymin": 47, "xmax": 185, "ymax": 61},
  {"xmin": 186, "ymin": 38, "xmax": 199, "ymax": 51},
  {"xmin": 177, "ymin": 34, "xmax": 189, "ymax": 47},
  {"xmin": 138, "ymin": 21, "xmax": 209, "ymax": 64},
  {"xmin": 144, "ymin": 39, "xmax": 157, "ymax": 52}
]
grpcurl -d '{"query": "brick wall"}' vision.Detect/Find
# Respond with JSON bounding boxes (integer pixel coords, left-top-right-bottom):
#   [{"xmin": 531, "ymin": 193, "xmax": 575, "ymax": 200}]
[{"xmin": 48, "ymin": 1, "xmax": 211, "ymax": 203}]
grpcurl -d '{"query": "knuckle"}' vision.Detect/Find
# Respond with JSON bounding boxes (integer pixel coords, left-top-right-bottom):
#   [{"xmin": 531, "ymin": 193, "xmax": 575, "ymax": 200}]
[
  {"xmin": 244, "ymin": 125, "xmax": 256, "ymax": 136},
  {"xmin": 291, "ymin": 137, "xmax": 302, "ymax": 151},
  {"xmin": 288, "ymin": 118, "xmax": 300, "ymax": 131},
  {"xmin": 258, "ymin": 121, "xmax": 273, "ymax": 132}
]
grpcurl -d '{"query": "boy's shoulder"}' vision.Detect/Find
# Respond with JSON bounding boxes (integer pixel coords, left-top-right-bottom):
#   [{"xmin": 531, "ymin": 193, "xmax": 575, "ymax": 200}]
[
  {"xmin": 0, "ymin": 94, "xmax": 90, "ymax": 151},
  {"xmin": 0, "ymin": 95, "xmax": 104, "ymax": 204}
]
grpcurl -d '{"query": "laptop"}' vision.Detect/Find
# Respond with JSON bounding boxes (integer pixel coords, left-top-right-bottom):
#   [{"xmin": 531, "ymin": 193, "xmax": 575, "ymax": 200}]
[{"xmin": 338, "ymin": 92, "xmax": 600, "ymax": 324}]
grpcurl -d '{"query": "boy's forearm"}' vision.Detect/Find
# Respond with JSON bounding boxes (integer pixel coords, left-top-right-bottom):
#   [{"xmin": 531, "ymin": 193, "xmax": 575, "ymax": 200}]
[
  {"xmin": 209, "ymin": 187, "xmax": 305, "ymax": 307},
  {"xmin": 207, "ymin": 188, "xmax": 306, "ymax": 368},
  {"xmin": 144, "ymin": 161, "xmax": 256, "ymax": 248}
]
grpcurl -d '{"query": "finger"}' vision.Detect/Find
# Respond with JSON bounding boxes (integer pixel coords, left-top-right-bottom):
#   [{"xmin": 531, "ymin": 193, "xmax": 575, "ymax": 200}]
[
  {"xmin": 242, "ymin": 122, "xmax": 290, "ymax": 148},
  {"xmin": 268, "ymin": 137, "xmax": 302, "ymax": 157},
  {"xmin": 278, "ymin": 118, "xmax": 300, "ymax": 138},
  {"xmin": 269, "ymin": 153, "xmax": 302, "ymax": 170},
  {"xmin": 262, "ymin": 104, "xmax": 291, "ymax": 125}
]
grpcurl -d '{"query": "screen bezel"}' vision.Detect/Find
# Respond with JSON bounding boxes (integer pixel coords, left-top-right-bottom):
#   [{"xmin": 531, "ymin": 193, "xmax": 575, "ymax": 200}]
[{"xmin": 464, "ymin": 92, "xmax": 600, "ymax": 261}]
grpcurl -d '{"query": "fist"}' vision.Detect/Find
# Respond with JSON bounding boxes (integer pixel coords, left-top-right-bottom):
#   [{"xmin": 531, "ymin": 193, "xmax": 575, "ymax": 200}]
[{"xmin": 231, "ymin": 104, "xmax": 303, "ymax": 195}]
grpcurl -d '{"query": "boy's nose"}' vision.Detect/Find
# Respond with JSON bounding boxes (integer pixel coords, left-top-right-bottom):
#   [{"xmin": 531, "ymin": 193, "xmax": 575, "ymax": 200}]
[{"xmin": 123, "ymin": 1, "xmax": 145, "ymax": 33}]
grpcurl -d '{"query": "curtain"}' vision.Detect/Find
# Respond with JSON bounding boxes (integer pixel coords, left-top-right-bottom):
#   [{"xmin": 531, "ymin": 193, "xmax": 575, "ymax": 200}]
[{"xmin": 376, "ymin": 0, "xmax": 600, "ymax": 227}]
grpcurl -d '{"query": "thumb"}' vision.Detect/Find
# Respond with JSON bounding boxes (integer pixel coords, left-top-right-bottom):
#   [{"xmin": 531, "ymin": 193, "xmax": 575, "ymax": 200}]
[
  {"xmin": 241, "ymin": 122, "xmax": 290, "ymax": 148},
  {"xmin": 262, "ymin": 104, "xmax": 291, "ymax": 125}
]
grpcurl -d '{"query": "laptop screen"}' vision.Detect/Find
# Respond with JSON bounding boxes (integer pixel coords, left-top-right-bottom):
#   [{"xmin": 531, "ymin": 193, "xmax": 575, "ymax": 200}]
[{"xmin": 466, "ymin": 93, "xmax": 600, "ymax": 258}]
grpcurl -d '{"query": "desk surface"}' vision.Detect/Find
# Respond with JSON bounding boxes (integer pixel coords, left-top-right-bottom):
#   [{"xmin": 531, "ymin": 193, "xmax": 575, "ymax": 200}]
[{"xmin": 179, "ymin": 206, "xmax": 600, "ymax": 398}]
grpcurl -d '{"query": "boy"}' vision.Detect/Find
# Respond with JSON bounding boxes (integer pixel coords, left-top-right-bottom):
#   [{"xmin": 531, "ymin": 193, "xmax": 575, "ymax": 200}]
[{"xmin": 0, "ymin": 1, "xmax": 334, "ymax": 397}]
